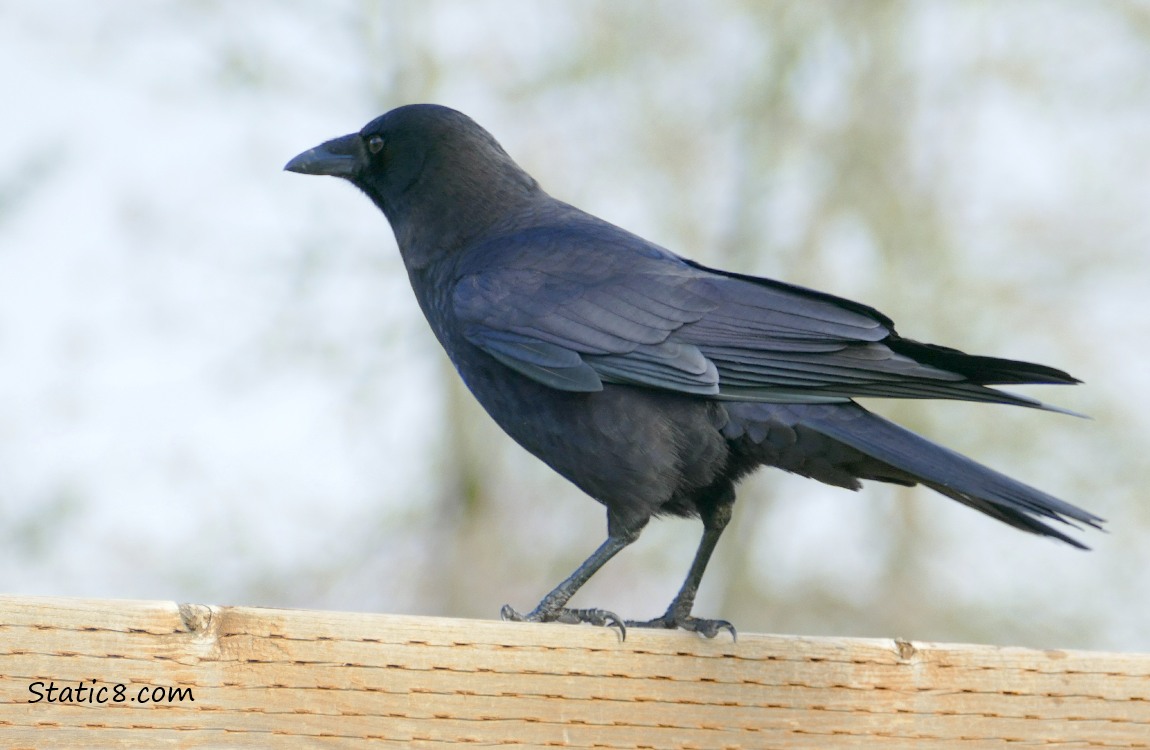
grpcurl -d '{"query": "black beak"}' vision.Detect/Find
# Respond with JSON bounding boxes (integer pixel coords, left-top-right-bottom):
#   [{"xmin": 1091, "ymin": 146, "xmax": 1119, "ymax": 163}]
[{"xmin": 284, "ymin": 133, "xmax": 365, "ymax": 178}]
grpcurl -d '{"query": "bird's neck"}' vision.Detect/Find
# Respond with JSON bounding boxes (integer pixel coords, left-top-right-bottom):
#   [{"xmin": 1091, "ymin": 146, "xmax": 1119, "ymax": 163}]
[{"xmin": 387, "ymin": 169, "xmax": 545, "ymax": 271}]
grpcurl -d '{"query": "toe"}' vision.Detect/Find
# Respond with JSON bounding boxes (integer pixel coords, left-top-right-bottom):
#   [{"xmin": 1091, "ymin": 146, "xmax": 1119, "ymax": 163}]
[
  {"xmin": 560, "ymin": 607, "xmax": 627, "ymax": 640},
  {"xmin": 500, "ymin": 604, "xmax": 526, "ymax": 622},
  {"xmin": 502, "ymin": 604, "xmax": 627, "ymax": 639},
  {"xmin": 686, "ymin": 616, "xmax": 737, "ymax": 641}
]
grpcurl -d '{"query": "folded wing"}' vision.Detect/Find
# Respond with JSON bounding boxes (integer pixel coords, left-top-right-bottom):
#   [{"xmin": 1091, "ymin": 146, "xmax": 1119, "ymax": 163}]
[{"xmin": 453, "ymin": 227, "xmax": 1075, "ymax": 409}]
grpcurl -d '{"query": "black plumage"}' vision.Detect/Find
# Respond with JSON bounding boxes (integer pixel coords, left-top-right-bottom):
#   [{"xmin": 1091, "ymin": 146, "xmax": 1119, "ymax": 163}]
[{"xmin": 286, "ymin": 104, "xmax": 1101, "ymax": 638}]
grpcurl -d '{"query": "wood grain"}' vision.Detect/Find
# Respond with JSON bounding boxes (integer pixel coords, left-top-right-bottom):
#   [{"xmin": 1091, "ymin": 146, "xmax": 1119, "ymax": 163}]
[{"xmin": 0, "ymin": 595, "xmax": 1147, "ymax": 748}]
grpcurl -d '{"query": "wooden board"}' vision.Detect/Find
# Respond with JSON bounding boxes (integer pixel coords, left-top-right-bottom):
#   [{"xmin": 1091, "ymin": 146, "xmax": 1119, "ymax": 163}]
[{"xmin": 0, "ymin": 595, "xmax": 1147, "ymax": 748}]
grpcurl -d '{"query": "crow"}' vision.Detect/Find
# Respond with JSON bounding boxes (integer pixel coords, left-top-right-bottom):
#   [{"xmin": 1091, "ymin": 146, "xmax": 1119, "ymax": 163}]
[{"xmin": 285, "ymin": 104, "xmax": 1101, "ymax": 639}]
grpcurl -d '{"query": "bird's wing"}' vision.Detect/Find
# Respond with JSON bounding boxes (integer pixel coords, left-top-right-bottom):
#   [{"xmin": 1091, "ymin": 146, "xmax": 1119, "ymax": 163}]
[
  {"xmin": 676, "ymin": 259, "xmax": 1075, "ymax": 408},
  {"xmin": 453, "ymin": 229, "xmax": 1069, "ymax": 408},
  {"xmin": 453, "ymin": 234, "xmax": 721, "ymax": 394}
]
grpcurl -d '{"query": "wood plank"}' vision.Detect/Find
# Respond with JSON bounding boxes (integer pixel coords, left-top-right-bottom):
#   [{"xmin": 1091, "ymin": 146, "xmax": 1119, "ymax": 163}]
[{"xmin": 0, "ymin": 595, "xmax": 1147, "ymax": 748}]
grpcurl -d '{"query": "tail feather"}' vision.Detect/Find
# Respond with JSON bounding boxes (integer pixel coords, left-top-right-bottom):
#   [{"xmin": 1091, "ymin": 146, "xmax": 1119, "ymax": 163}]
[{"xmin": 795, "ymin": 404, "xmax": 1103, "ymax": 548}]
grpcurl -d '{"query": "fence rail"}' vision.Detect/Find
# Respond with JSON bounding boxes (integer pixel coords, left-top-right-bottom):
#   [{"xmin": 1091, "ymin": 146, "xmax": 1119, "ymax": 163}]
[{"xmin": 0, "ymin": 595, "xmax": 1147, "ymax": 748}]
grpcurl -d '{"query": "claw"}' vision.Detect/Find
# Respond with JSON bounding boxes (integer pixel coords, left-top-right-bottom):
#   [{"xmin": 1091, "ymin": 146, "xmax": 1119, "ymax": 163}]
[
  {"xmin": 500, "ymin": 603, "xmax": 526, "ymax": 622},
  {"xmin": 691, "ymin": 617, "xmax": 737, "ymax": 642},
  {"xmin": 501, "ymin": 604, "xmax": 627, "ymax": 640},
  {"xmin": 625, "ymin": 614, "xmax": 738, "ymax": 641},
  {"xmin": 562, "ymin": 607, "xmax": 627, "ymax": 640}
]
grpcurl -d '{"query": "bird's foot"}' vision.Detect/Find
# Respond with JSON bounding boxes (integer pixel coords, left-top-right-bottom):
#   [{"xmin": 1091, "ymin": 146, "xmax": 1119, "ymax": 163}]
[
  {"xmin": 625, "ymin": 612, "xmax": 737, "ymax": 641},
  {"xmin": 501, "ymin": 603, "xmax": 626, "ymax": 639}
]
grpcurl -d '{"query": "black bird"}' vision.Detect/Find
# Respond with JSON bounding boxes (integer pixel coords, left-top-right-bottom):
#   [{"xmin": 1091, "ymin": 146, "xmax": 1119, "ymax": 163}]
[{"xmin": 285, "ymin": 104, "xmax": 1101, "ymax": 638}]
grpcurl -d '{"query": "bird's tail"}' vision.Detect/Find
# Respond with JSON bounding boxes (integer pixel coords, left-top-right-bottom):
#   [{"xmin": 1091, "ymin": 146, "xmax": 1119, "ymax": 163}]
[
  {"xmin": 807, "ymin": 406, "xmax": 1102, "ymax": 548},
  {"xmin": 735, "ymin": 402, "xmax": 1104, "ymax": 548}
]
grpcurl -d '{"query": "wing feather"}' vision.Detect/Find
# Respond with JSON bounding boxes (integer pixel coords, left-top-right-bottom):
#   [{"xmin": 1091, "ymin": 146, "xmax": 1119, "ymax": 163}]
[{"xmin": 452, "ymin": 227, "xmax": 1070, "ymax": 410}]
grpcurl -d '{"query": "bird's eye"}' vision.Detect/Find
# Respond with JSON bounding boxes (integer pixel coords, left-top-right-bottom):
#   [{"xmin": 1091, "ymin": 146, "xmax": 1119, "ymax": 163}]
[{"xmin": 367, "ymin": 135, "xmax": 385, "ymax": 154}]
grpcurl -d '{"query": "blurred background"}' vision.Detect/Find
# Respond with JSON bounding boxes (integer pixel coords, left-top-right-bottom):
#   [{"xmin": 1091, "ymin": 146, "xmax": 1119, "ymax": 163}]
[{"xmin": 2, "ymin": 1, "xmax": 1148, "ymax": 652}]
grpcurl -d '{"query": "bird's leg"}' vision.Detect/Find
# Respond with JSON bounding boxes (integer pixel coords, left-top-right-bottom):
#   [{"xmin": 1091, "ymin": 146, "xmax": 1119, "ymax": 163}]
[
  {"xmin": 501, "ymin": 516, "xmax": 643, "ymax": 637},
  {"xmin": 627, "ymin": 490, "xmax": 736, "ymax": 640}
]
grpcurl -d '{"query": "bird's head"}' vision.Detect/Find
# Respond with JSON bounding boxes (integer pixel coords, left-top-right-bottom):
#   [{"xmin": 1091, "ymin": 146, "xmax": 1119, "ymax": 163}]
[{"xmin": 285, "ymin": 104, "xmax": 541, "ymax": 267}]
